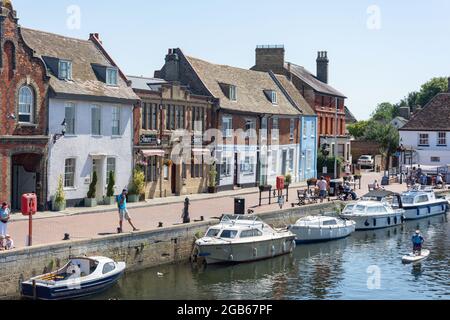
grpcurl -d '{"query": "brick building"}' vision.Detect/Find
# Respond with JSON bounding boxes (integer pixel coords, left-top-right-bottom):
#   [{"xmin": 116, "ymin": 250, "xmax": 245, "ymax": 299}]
[
  {"xmin": 128, "ymin": 75, "xmax": 213, "ymax": 198},
  {"xmin": 0, "ymin": 1, "xmax": 49, "ymax": 210},
  {"xmin": 251, "ymin": 46, "xmax": 352, "ymax": 163},
  {"xmin": 155, "ymin": 49, "xmax": 317, "ymax": 190}
]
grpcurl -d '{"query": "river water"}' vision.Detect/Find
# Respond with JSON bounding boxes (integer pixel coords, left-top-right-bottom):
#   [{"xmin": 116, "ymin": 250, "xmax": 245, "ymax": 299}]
[{"xmin": 94, "ymin": 213, "xmax": 449, "ymax": 300}]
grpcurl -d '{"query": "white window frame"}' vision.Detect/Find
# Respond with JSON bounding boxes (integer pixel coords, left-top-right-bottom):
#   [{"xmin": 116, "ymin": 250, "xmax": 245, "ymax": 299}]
[
  {"xmin": 64, "ymin": 158, "xmax": 76, "ymax": 189},
  {"xmin": 240, "ymin": 156, "xmax": 255, "ymax": 175},
  {"xmin": 112, "ymin": 106, "xmax": 121, "ymax": 136},
  {"xmin": 290, "ymin": 119, "xmax": 295, "ymax": 141},
  {"xmin": 271, "ymin": 150, "xmax": 278, "ymax": 175},
  {"xmin": 418, "ymin": 133, "xmax": 429, "ymax": 146},
  {"xmin": 64, "ymin": 102, "xmax": 76, "ymax": 135},
  {"xmin": 18, "ymin": 86, "xmax": 34, "ymax": 123},
  {"xmin": 220, "ymin": 157, "xmax": 232, "ymax": 178},
  {"xmin": 437, "ymin": 132, "xmax": 447, "ymax": 146},
  {"xmin": 272, "ymin": 117, "xmax": 279, "ymax": 141},
  {"xmin": 271, "ymin": 91, "xmax": 278, "ymax": 105},
  {"xmin": 229, "ymin": 85, "xmax": 237, "ymax": 102},
  {"xmin": 288, "ymin": 149, "xmax": 295, "ymax": 173},
  {"xmin": 59, "ymin": 60, "xmax": 72, "ymax": 80},
  {"xmin": 91, "ymin": 105, "xmax": 102, "ymax": 136},
  {"xmin": 106, "ymin": 67, "xmax": 118, "ymax": 86},
  {"xmin": 245, "ymin": 119, "xmax": 256, "ymax": 138},
  {"xmin": 222, "ymin": 116, "xmax": 233, "ymax": 138},
  {"xmin": 261, "ymin": 117, "xmax": 268, "ymax": 142}
]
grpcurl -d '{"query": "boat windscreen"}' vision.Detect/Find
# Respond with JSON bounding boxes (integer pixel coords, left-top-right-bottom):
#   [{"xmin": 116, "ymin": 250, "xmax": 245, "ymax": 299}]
[
  {"xmin": 206, "ymin": 228, "xmax": 221, "ymax": 237},
  {"xmin": 402, "ymin": 197, "xmax": 415, "ymax": 204}
]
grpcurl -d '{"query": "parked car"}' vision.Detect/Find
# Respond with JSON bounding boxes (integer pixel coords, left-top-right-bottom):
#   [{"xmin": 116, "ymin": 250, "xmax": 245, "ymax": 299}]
[{"xmin": 358, "ymin": 155, "xmax": 374, "ymax": 168}]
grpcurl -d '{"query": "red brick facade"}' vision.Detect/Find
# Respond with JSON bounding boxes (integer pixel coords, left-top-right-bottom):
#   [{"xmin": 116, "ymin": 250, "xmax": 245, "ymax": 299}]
[{"xmin": 0, "ymin": 3, "xmax": 49, "ymax": 209}]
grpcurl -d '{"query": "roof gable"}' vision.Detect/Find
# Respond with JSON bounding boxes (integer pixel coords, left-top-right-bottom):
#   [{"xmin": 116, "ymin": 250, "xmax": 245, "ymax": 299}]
[
  {"xmin": 185, "ymin": 55, "xmax": 302, "ymax": 116},
  {"xmin": 401, "ymin": 93, "xmax": 450, "ymax": 131},
  {"xmin": 21, "ymin": 28, "xmax": 138, "ymax": 103}
]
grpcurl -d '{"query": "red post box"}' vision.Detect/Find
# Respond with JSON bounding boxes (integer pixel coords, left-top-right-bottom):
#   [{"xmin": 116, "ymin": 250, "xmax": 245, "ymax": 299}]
[
  {"xmin": 276, "ymin": 176, "xmax": 285, "ymax": 190},
  {"xmin": 21, "ymin": 193, "xmax": 37, "ymax": 216}
]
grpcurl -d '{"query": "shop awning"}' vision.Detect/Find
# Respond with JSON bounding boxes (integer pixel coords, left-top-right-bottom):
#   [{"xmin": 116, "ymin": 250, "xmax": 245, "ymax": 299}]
[
  {"xmin": 142, "ymin": 150, "xmax": 165, "ymax": 158},
  {"xmin": 192, "ymin": 148, "xmax": 211, "ymax": 155}
]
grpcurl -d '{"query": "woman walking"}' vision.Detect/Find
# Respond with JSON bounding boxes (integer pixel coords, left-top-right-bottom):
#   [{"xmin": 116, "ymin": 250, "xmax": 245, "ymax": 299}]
[{"xmin": 0, "ymin": 202, "xmax": 11, "ymax": 237}]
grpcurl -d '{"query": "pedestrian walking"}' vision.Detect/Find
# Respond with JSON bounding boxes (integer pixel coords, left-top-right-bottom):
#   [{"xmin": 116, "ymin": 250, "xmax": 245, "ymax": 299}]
[
  {"xmin": 182, "ymin": 197, "xmax": 191, "ymax": 224},
  {"xmin": 316, "ymin": 177, "xmax": 328, "ymax": 203},
  {"xmin": 0, "ymin": 202, "xmax": 10, "ymax": 237},
  {"xmin": 116, "ymin": 189, "xmax": 139, "ymax": 233}
]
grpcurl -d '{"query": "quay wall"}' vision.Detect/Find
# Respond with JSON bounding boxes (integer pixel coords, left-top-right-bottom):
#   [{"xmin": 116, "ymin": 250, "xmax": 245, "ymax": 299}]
[{"xmin": 0, "ymin": 202, "xmax": 340, "ymax": 299}]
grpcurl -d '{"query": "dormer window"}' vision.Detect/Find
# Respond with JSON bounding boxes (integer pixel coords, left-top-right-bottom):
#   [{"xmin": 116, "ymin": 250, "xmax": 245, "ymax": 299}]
[
  {"xmin": 59, "ymin": 60, "xmax": 72, "ymax": 80},
  {"xmin": 106, "ymin": 67, "xmax": 118, "ymax": 86},
  {"xmin": 264, "ymin": 90, "xmax": 278, "ymax": 105},
  {"xmin": 229, "ymin": 85, "xmax": 237, "ymax": 101}
]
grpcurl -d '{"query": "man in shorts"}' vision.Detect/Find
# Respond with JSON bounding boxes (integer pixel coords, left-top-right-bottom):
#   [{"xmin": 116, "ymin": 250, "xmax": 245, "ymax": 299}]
[
  {"xmin": 117, "ymin": 189, "xmax": 139, "ymax": 233},
  {"xmin": 316, "ymin": 177, "xmax": 328, "ymax": 203}
]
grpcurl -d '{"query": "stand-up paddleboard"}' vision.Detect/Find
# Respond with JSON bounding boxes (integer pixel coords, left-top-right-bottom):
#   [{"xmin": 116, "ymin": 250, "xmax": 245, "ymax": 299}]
[{"xmin": 402, "ymin": 249, "xmax": 430, "ymax": 264}]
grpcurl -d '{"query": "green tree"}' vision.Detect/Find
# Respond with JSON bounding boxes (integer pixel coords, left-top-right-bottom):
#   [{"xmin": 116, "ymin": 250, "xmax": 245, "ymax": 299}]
[
  {"xmin": 371, "ymin": 102, "xmax": 396, "ymax": 123},
  {"xmin": 55, "ymin": 175, "xmax": 65, "ymax": 206},
  {"xmin": 87, "ymin": 171, "xmax": 97, "ymax": 199},
  {"xmin": 347, "ymin": 120, "xmax": 369, "ymax": 139},
  {"xmin": 364, "ymin": 122, "xmax": 400, "ymax": 169},
  {"xmin": 416, "ymin": 77, "xmax": 448, "ymax": 107},
  {"xmin": 107, "ymin": 171, "xmax": 115, "ymax": 197}
]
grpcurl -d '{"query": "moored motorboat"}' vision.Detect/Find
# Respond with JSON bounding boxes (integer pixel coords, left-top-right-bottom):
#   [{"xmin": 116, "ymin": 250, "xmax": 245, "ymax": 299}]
[
  {"xmin": 195, "ymin": 215, "xmax": 296, "ymax": 265},
  {"xmin": 399, "ymin": 187, "xmax": 448, "ymax": 220},
  {"xmin": 340, "ymin": 201, "xmax": 404, "ymax": 231},
  {"xmin": 21, "ymin": 256, "xmax": 125, "ymax": 300},
  {"xmin": 287, "ymin": 216, "xmax": 356, "ymax": 243}
]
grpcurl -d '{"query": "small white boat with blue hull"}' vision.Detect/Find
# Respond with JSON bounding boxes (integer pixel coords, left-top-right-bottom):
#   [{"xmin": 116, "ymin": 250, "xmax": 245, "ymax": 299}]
[
  {"xmin": 288, "ymin": 216, "xmax": 356, "ymax": 243},
  {"xmin": 399, "ymin": 187, "xmax": 448, "ymax": 221},
  {"xmin": 21, "ymin": 256, "xmax": 125, "ymax": 300}
]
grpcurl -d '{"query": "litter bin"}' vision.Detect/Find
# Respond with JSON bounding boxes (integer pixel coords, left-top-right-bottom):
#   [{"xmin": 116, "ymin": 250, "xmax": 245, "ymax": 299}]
[
  {"xmin": 234, "ymin": 197, "xmax": 246, "ymax": 215},
  {"xmin": 329, "ymin": 180, "xmax": 343, "ymax": 197}
]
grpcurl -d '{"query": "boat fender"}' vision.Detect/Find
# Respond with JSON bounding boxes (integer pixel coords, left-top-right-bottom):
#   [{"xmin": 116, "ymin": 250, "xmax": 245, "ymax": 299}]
[
  {"xmin": 271, "ymin": 245, "xmax": 276, "ymax": 257},
  {"xmin": 291, "ymin": 240, "xmax": 296, "ymax": 253},
  {"xmin": 229, "ymin": 254, "xmax": 234, "ymax": 261},
  {"xmin": 401, "ymin": 215, "xmax": 406, "ymax": 223},
  {"xmin": 253, "ymin": 248, "xmax": 258, "ymax": 257}
]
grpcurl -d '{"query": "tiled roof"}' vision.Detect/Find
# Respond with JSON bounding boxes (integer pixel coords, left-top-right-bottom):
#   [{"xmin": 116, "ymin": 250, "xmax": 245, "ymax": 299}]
[
  {"xmin": 185, "ymin": 56, "xmax": 303, "ymax": 116},
  {"xmin": 401, "ymin": 93, "xmax": 450, "ymax": 131},
  {"xmin": 21, "ymin": 28, "xmax": 138, "ymax": 102},
  {"xmin": 274, "ymin": 75, "xmax": 316, "ymax": 116},
  {"xmin": 286, "ymin": 62, "xmax": 346, "ymax": 98}
]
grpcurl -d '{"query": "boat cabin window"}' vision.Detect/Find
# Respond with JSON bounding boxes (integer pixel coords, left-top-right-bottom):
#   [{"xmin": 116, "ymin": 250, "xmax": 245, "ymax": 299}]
[
  {"xmin": 343, "ymin": 204, "xmax": 355, "ymax": 213},
  {"xmin": 402, "ymin": 197, "xmax": 415, "ymax": 205},
  {"xmin": 415, "ymin": 195, "xmax": 429, "ymax": 204},
  {"xmin": 354, "ymin": 205, "xmax": 366, "ymax": 213},
  {"xmin": 240, "ymin": 229, "xmax": 263, "ymax": 238},
  {"xmin": 206, "ymin": 228, "xmax": 221, "ymax": 237},
  {"xmin": 322, "ymin": 220, "xmax": 337, "ymax": 226},
  {"xmin": 220, "ymin": 230, "xmax": 238, "ymax": 239},
  {"xmin": 102, "ymin": 262, "xmax": 116, "ymax": 275},
  {"xmin": 367, "ymin": 206, "xmax": 388, "ymax": 214}
]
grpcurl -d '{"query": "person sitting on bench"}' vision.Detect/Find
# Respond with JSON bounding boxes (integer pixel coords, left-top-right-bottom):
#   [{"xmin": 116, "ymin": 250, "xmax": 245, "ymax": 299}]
[{"xmin": 343, "ymin": 182, "xmax": 357, "ymax": 201}]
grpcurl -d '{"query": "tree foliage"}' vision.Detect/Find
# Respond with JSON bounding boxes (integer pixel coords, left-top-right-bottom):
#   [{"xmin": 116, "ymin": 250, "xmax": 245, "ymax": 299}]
[
  {"xmin": 347, "ymin": 121, "xmax": 369, "ymax": 139},
  {"xmin": 87, "ymin": 171, "xmax": 97, "ymax": 199}
]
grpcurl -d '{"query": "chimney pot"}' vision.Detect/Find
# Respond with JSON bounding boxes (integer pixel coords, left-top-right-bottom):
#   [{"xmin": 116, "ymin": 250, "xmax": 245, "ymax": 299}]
[{"xmin": 316, "ymin": 51, "xmax": 329, "ymax": 84}]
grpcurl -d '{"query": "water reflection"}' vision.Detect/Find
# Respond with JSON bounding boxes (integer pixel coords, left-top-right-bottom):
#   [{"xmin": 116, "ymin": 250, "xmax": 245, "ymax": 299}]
[{"xmin": 93, "ymin": 213, "xmax": 449, "ymax": 300}]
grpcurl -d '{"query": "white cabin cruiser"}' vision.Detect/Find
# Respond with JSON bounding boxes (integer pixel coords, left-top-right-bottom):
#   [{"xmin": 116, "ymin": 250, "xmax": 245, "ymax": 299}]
[
  {"xmin": 340, "ymin": 201, "xmax": 404, "ymax": 231},
  {"xmin": 398, "ymin": 187, "xmax": 448, "ymax": 220},
  {"xmin": 195, "ymin": 215, "xmax": 296, "ymax": 265},
  {"xmin": 288, "ymin": 216, "xmax": 356, "ymax": 243},
  {"xmin": 21, "ymin": 256, "xmax": 125, "ymax": 300}
]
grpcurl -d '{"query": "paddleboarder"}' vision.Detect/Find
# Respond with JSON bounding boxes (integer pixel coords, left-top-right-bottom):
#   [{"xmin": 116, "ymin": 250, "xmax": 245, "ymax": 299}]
[{"xmin": 412, "ymin": 230, "xmax": 424, "ymax": 256}]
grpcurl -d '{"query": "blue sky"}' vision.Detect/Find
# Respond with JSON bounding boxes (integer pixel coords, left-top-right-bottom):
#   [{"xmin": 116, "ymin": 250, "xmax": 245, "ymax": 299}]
[{"xmin": 12, "ymin": 0, "xmax": 450, "ymax": 120}]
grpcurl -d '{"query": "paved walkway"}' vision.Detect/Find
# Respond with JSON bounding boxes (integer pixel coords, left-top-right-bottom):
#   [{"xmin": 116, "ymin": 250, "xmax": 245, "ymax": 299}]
[{"xmin": 6, "ymin": 172, "xmax": 407, "ymax": 248}]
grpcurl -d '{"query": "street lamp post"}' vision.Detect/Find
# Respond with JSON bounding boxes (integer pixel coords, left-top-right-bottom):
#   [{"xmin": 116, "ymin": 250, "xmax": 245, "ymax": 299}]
[{"xmin": 334, "ymin": 97, "xmax": 339, "ymax": 179}]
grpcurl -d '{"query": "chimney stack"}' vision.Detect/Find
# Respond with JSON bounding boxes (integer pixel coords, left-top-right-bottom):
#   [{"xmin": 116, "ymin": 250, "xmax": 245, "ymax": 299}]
[
  {"xmin": 254, "ymin": 45, "xmax": 285, "ymax": 74},
  {"xmin": 89, "ymin": 33, "xmax": 102, "ymax": 44},
  {"xmin": 164, "ymin": 48, "xmax": 180, "ymax": 82},
  {"xmin": 316, "ymin": 51, "xmax": 329, "ymax": 84}
]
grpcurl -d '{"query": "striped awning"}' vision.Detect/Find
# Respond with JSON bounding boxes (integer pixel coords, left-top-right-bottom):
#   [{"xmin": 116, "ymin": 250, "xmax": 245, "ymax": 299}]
[{"xmin": 142, "ymin": 150, "xmax": 165, "ymax": 157}]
